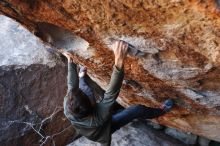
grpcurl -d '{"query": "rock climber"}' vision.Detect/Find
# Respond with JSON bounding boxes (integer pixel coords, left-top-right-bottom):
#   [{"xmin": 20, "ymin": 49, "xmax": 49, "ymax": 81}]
[{"xmin": 62, "ymin": 40, "xmax": 174, "ymax": 146}]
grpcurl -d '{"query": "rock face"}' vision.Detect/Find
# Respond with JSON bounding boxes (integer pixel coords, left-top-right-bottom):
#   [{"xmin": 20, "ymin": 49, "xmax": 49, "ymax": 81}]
[
  {"xmin": 68, "ymin": 120, "xmax": 187, "ymax": 146},
  {"xmin": 0, "ymin": 15, "xmax": 76, "ymax": 146},
  {"xmin": 165, "ymin": 127, "xmax": 198, "ymax": 145},
  {"xmin": 0, "ymin": 0, "xmax": 220, "ymax": 144}
]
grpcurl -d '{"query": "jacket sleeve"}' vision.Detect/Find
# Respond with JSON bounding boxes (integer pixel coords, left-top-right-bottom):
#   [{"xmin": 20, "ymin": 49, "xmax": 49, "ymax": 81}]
[
  {"xmin": 67, "ymin": 62, "xmax": 79, "ymax": 93},
  {"xmin": 96, "ymin": 66, "xmax": 124, "ymax": 121}
]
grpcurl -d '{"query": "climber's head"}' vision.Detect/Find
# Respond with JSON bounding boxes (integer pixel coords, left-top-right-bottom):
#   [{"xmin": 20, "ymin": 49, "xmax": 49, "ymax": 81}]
[{"xmin": 66, "ymin": 89, "xmax": 92, "ymax": 118}]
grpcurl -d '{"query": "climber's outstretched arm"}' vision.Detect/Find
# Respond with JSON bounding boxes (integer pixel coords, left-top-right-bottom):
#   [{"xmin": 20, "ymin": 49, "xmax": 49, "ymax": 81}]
[
  {"xmin": 104, "ymin": 40, "xmax": 128, "ymax": 100},
  {"xmin": 96, "ymin": 41, "xmax": 128, "ymax": 120},
  {"xmin": 62, "ymin": 51, "xmax": 79, "ymax": 92}
]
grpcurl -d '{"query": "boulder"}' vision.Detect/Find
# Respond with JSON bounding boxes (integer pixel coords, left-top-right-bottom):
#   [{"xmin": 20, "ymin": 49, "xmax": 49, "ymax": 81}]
[
  {"xmin": 165, "ymin": 127, "xmax": 197, "ymax": 145},
  {"xmin": 146, "ymin": 120, "xmax": 165, "ymax": 130},
  {"xmin": 68, "ymin": 120, "xmax": 187, "ymax": 146},
  {"xmin": 0, "ymin": 15, "xmax": 76, "ymax": 146}
]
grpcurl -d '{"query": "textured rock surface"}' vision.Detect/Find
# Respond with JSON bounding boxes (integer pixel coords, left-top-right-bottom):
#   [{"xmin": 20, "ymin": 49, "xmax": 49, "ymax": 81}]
[
  {"xmin": 0, "ymin": 16, "xmax": 55, "ymax": 68},
  {"xmin": 165, "ymin": 127, "xmax": 197, "ymax": 145},
  {"xmin": 0, "ymin": 0, "xmax": 220, "ymax": 144},
  {"xmin": 68, "ymin": 120, "xmax": 187, "ymax": 146},
  {"xmin": 0, "ymin": 64, "xmax": 76, "ymax": 146},
  {"xmin": 0, "ymin": 15, "xmax": 76, "ymax": 146}
]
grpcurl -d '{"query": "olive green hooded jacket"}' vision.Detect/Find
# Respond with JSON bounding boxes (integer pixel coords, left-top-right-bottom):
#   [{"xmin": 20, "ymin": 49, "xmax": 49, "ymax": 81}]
[{"xmin": 64, "ymin": 62, "xmax": 124, "ymax": 146}]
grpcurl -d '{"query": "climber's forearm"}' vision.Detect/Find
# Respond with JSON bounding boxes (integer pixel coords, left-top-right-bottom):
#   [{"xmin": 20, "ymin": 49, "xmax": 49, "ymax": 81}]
[
  {"xmin": 96, "ymin": 66, "xmax": 124, "ymax": 121},
  {"xmin": 67, "ymin": 60, "xmax": 79, "ymax": 92},
  {"xmin": 104, "ymin": 65, "xmax": 124, "ymax": 99}
]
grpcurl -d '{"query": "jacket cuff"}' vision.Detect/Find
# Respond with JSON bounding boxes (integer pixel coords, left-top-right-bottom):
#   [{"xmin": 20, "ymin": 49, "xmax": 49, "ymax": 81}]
[{"xmin": 113, "ymin": 65, "xmax": 124, "ymax": 74}]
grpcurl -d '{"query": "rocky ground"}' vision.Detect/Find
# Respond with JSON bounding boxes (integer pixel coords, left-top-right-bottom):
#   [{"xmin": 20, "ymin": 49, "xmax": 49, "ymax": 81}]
[
  {"xmin": 68, "ymin": 119, "xmax": 220, "ymax": 146},
  {"xmin": 68, "ymin": 120, "xmax": 187, "ymax": 146}
]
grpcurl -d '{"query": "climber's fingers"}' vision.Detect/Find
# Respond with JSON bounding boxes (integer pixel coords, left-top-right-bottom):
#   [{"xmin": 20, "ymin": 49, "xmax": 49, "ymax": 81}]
[
  {"xmin": 113, "ymin": 40, "xmax": 128, "ymax": 57},
  {"xmin": 121, "ymin": 41, "xmax": 128, "ymax": 56},
  {"xmin": 62, "ymin": 52, "xmax": 70, "ymax": 58},
  {"xmin": 61, "ymin": 51, "xmax": 74, "ymax": 63}
]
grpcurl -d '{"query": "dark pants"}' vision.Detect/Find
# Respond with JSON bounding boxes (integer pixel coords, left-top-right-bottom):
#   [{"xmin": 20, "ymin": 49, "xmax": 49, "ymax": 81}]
[
  {"xmin": 111, "ymin": 105, "xmax": 165, "ymax": 133},
  {"xmin": 79, "ymin": 76, "xmax": 165, "ymax": 134}
]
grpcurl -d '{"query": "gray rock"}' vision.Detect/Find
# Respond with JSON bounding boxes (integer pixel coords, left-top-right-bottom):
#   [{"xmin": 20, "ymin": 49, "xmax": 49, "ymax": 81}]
[
  {"xmin": 164, "ymin": 127, "xmax": 197, "ymax": 145},
  {"xmin": 68, "ymin": 120, "xmax": 187, "ymax": 146},
  {"xmin": 0, "ymin": 15, "xmax": 56, "ymax": 68},
  {"xmin": 146, "ymin": 120, "xmax": 164, "ymax": 130},
  {"xmin": 0, "ymin": 15, "xmax": 75, "ymax": 146}
]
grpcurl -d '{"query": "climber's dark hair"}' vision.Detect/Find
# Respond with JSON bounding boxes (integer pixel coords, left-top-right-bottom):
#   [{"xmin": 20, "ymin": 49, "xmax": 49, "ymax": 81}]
[{"xmin": 66, "ymin": 89, "xmax": 92, "ymax": 118}]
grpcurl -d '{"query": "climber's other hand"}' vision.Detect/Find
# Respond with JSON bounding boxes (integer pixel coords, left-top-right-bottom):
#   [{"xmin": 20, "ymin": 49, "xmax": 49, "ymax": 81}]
[{"xmin": 113, "ymin": 40, "xmax": 128, "ymax": 69}]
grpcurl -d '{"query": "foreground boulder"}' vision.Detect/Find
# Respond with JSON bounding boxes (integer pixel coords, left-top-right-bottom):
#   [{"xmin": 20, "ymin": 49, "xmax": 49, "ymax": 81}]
[
  {"xmin": 0, "ymin": 0, "xmax": 220, "ymax": 144},
  {"xmin": 0, "ymin": 15, "xmax": 76, "ymax": 146},
  {"xmin": 69, "ymin": 120, "xmax": 187, "ymax": 146}
]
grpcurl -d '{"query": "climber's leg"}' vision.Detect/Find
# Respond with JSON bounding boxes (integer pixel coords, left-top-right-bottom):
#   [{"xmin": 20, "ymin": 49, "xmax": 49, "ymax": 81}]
[
  {"xmin": 111, "ymin": 99, "xmax": 173, "ymax": 133},
  {"xmin": 111, "ymin": 104, "xmax": 164, "ymax": 133}
]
